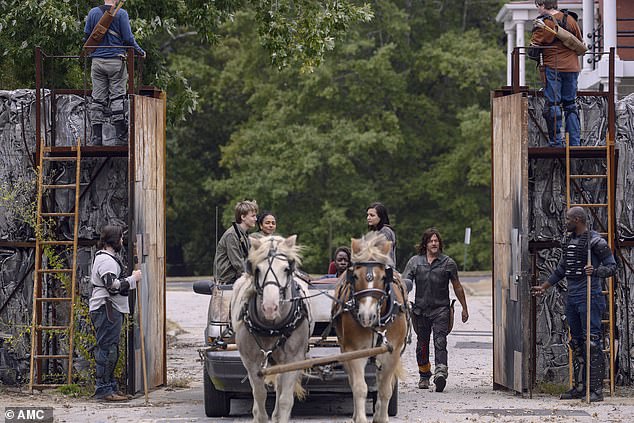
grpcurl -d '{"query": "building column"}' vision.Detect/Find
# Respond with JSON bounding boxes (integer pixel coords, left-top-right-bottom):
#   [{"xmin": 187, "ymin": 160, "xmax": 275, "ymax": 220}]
[
  {"xmin": 582, "ymin": 0, "xmax": 594, "ymax": 72},
  {"xmin": 603, "ymin": 0, "xmax": 617, "ymax": 51},
  {"xmin": 516, "ymin": 21, "xmax": 525, "ymax": 86},
  {"xmin": 600, "ymin": 0, "xmax": 620, "ymax": 96},
  {"xmin": 506, "ymin": 28, "xmax": 516, "ymax": 85}
]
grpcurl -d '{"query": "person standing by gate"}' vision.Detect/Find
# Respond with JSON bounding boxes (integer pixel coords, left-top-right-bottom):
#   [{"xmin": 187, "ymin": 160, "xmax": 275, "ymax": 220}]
[
  {"xmin": 531, "ymin": 206, "xmax": 617, "ymax": 402},
  {"xmin": 89, "ymin": 225, "xmax": 142, "ymax": 401},
  {"xmin": 84, "ymin": 0, "xmax": 145, "ymax": 146},
  {"xmin": 403, "ymin": 228, "xmax": 469, "ymax": 392},
  {"xmin": 530, "ymin": 0, "xmax": 583, "ymax": 147}
]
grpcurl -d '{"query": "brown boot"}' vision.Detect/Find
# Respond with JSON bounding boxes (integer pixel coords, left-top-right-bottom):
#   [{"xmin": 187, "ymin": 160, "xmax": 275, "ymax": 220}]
[
  {"xmin": 103, "ymin": 392, "xmax": 129, "ymax": 401},
  {"xmin": 418, "ymin": 376, "xmax": 430, "ymax": 389},
  {"xmin": 116, "ymin": 391, "xmax": 133, "ymax": 399}
]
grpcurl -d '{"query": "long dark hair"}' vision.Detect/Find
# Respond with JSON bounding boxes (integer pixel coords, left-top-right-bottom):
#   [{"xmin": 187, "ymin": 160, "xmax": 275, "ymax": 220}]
[
  {"xmin": 416, "ymin": 228, "xmax": 443, "ymax": 255},
  {"xmin": 97, "ymin": 225, "xmax": 123, "ymax": 251},
  {"xmin": 367, "ymin": 202, "xmax": 391, "ymax": 231}
]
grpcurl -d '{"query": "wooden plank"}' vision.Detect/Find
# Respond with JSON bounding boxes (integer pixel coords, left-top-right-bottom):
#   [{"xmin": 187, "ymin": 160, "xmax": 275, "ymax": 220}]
[
  {"xmin": 134, "ymin": 96, "xmax": 144, "ymax": 183},
  {"xmin": 492, "ymin": 93, "xmax": 528, "ymax": 392},
  {"xmin": 148, "ymin": 98, "xmax": 157, "ymax": 190},
  {"xmin": 144, "ymin": 189, "xmax": 157, "ymax": 253},
  {"xmin": 142, "ymin": 98, "xmax": 151, "ymax": 190},
  {"xmin": 150, "ymin": 256, "xmax": 165, "ymax": 387},
  {"xmin": 156, "ymin": 96, "xmax": 166, "ymax": 258}
]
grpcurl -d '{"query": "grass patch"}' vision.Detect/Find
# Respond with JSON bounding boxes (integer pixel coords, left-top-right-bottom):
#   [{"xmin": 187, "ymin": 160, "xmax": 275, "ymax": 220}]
[
  {"xmin": 536, "ymin": 382, "xmax": 568, "ymax": 395},
  {"xmin": 57, "ymin": 383, "xmax": 93, "ymax": 397},
  {"xmin": 167, "ymin": 376, "xmax": 192, "ymax": 389}
]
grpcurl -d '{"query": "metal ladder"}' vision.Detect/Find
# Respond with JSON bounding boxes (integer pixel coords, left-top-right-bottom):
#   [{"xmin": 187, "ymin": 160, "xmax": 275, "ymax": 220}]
[
  {"xmin": 29, "ymin": 137, "xmax": 82, "ymax": 390},
  {"xmin": 564, "ymin": 133, "xmax": 616, "ymax": 397}
]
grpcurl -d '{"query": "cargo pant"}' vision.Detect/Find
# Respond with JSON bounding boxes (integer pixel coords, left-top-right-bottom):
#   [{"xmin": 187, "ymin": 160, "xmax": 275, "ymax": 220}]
[
  {"xmin": 413, "ymin": 305, "xmax": 450, "ymax": 380},
  {"xmin": 90, "ymin": 57, "xmax": 128, "ymax": 125}
]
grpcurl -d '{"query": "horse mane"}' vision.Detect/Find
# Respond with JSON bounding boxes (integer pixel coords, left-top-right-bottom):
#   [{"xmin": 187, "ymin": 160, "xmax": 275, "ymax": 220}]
[
  {"xmin": 351, "ymin": 232, "xmax": 394, "ymax": 267},
  {"xmin": 248, "ymin": 235, "xmax": 303, "ymax": 267}
]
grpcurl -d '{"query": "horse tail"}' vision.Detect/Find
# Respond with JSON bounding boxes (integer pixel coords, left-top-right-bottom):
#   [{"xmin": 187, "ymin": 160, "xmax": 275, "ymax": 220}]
[
  {"xmin": 264, "ymin": 374, "xmax": 277, "ymax": 389},
  {"xmin": 294, "ymin": 373, "xmax": 307, "ymax": 401},
  {"xmin": 264, "ymin": 373, "xmax": 307, "ymax": 400},
  {"xmin": 394, "ymin": 359, "xmax": 406, "ymax": 381}
]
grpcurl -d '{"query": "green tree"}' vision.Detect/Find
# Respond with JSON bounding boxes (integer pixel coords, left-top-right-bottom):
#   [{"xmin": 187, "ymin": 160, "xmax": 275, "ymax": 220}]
[
  {"xmin": 0, "ymin": 0, "xmax": 372, "ymax": 120},
  {"xmin": 185, "ymin": 1, "xmax": 506, "ymax": 273}
]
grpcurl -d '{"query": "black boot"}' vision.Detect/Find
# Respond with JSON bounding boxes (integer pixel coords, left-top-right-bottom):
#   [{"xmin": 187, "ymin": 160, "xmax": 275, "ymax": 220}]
[
  {"xmin": 113, "ymin": 120, "xmax": 128, "ymax": 145},
  {"xmin": 91, "ymin": 124, "xmax": 103, "ymax": 146},
  {"xmin": 589, "ymin": 336, "xmax": 605, "ymax": 402},
  {"xmin": 561, "ymin": 339, "xmax": 585, "ymax": 400},
  {"xmin": 560, "ymin": 386, "xmax": 584, "ymax": 400}
]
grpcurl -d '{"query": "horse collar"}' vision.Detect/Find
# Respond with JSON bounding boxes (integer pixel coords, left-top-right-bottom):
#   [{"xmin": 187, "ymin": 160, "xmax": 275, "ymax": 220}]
[{"xmin": 241, "ymin": 292, "xmax": 307, "ymax": 338}]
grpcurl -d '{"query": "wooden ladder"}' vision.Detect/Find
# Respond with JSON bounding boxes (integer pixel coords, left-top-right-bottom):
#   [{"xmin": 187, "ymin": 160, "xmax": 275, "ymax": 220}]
[
  {"xmin": 564, "ymin": 133, "xmax": 616, "ymax": 397},
  {"xmin": 29, "ymin": 137, "xmax": 82, "ymax": 390}
]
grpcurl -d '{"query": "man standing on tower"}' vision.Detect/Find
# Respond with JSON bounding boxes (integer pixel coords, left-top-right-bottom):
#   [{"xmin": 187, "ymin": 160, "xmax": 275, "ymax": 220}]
[
  {"xmin": 84, "ymin": 0, "xmax": 145, "ymax": 146},
  {"xmin": 530, "ymin": 0, "xmax": 583, "ymax": 147}
]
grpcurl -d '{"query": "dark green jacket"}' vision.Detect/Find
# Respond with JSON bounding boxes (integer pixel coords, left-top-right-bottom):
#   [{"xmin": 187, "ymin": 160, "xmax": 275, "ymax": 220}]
[{"xmin": 214, "ymin": 223, "xmax": 250, "ymax": 284}]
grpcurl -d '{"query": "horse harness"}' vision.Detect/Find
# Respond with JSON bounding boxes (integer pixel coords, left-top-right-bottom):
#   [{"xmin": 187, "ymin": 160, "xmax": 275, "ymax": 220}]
[
  {"xmin": 239, "ymin": 244, "xmax": 310, "ymax": 368},
  {"xmin": 332, "ymin": 261, "xmax": 409, "ymax": 348}
]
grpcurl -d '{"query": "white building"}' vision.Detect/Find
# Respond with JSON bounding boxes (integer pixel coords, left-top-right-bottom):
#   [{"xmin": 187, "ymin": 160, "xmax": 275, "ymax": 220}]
[{"xmin": 496, "ymin": 0, "xmax": 634, "ymax": 96}]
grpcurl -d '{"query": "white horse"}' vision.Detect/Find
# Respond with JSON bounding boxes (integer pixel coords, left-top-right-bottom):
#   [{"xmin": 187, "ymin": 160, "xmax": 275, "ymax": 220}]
[{"xmin": 231, "ymin": 235, "xmax": 313, "ymax": 423}]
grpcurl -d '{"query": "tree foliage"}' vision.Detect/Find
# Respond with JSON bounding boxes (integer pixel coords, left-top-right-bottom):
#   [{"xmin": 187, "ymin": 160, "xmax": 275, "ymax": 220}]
[
  {"xmin": 167, "ymin": 1, "xmax": 506, "ymax": 274},
  {"xmin": 1, "ymin": 0, "xmax": 508, "ymax": 275},
  {"xmin": 0, "ymin": 0, "xmax": 372, "ymax": 120}
]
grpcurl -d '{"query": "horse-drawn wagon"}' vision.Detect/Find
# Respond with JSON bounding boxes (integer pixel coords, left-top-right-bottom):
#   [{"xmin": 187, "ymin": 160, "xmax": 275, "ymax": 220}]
[
  {"xmin": 193, "ymin": 233, "xmax": 405, "ymax": 421},
  {"xmin": 193, "ymin": 279, "xmax": 399, "ymax": 417}
]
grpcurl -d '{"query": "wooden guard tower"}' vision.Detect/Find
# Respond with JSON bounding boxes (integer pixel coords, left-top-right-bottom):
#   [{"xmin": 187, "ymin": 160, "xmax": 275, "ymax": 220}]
[
  {"xmin": 25, "ymin": 47, "xmax": 166, "ymax": 394},
  {"xmin": 491, "ymin": 48, "xmax": 623, "ymax": 396}
]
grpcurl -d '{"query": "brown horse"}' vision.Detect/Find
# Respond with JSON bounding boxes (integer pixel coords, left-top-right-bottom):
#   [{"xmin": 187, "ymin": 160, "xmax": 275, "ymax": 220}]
[{"xmin": 332, "ymin": 232, "xmax": 410, "ymax": 423}]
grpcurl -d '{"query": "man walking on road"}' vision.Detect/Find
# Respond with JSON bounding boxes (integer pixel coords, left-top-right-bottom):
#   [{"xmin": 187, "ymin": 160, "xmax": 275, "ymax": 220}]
[
  {"xmin": 532, "ymin": 207, "xmax": 616, "ymax": 402},
  {"xmin": 403, "ymin": 228, "xmax": 469, "ymax": 392}
]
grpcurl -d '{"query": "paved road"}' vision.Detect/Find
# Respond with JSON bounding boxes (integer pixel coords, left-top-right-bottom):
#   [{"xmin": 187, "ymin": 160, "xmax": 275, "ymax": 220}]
[{"xmin": 2, "ymin": 275, "xmax": 633, "ymax": 422}]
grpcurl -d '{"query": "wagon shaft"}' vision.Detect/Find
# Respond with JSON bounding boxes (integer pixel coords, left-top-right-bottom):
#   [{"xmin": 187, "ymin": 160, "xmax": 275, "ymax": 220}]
[{"xmin": 258, "ymin": 344, "xmax": 391, "ymax": 377}]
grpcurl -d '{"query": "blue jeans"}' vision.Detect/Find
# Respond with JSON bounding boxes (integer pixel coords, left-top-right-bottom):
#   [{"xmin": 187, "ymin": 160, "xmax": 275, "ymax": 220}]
[
  {"xmin": 566, "ymin": 293, "xmax": 605, "ymax": 343},
  {"xmin": 543, "ymin": 67, "xmax": 580, "ymax": 147},
  {"xmin": 90, "ymin": 304, "xmax": 123, "ymax": 398}
]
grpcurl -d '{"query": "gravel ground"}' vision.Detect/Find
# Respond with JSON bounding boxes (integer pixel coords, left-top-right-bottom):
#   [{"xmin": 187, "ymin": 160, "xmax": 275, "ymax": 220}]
[{"xmin": 2, "ymin": 276, "xmax": 634, "ymax": 422}]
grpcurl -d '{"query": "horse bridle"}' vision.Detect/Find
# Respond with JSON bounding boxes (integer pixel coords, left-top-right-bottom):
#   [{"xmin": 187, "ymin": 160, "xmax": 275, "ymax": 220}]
[
  {"xmin": 346, "ymin": 261, "xmax": 393, "ymax": 305},
  {"xmin": 341, "ymin": 260, "xmax": 409, "ymax": 351},
  {"xmin": 241, "ymin": 244, "xmax": 308, "ymax": 367},
  {"xmin": 248, "ymin": 245, "xmax": 296, "ymax": 300}
]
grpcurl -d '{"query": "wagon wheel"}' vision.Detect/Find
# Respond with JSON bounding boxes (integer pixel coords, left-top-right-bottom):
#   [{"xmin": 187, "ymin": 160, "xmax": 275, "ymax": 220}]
[{"xmin": 203, "ymin": 367, "xmax": 231, "ymax": 417}]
